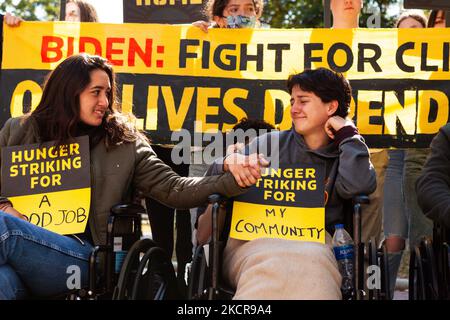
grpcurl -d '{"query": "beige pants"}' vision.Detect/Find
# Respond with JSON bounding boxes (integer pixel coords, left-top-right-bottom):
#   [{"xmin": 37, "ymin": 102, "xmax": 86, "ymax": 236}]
[{"xmin": 222, "ymin": 236, "xmax": 342, "ymax": 300}]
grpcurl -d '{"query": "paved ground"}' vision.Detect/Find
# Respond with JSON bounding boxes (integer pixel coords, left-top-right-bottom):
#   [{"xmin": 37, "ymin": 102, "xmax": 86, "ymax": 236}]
[{"xmin": 394, "ymin": 290, "xmax": 409, "ymax": 300}]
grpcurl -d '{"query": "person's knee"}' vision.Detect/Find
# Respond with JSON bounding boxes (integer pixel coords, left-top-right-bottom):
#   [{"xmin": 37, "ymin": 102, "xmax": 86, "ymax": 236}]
[
  {"xmin": 0, "ymin": 212, "xmax": 19, "ymax": 231},
  {"xmin": 385, "ymin": 236, "xmax": 405, "ymax": 252}
]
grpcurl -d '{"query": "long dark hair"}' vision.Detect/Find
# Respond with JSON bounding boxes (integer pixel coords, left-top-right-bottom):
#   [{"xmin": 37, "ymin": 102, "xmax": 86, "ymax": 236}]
[
  {"xmin": 68, "ymin": 0, "xmax": 99, "ymax": 22},
  {"xmin": 29, "ymin": 53, "xmax": 146, "ymax": 148},
  {"xmin": 428, "ymin": 10, "xmax": 445, "ymax": 28}
]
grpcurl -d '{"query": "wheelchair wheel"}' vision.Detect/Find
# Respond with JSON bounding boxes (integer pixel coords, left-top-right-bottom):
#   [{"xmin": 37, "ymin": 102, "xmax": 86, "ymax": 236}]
[
  {"xmin": 379, "ymin": 243, "xmax": 391, "ymax": 300},
  {"xmin": 130, "ymin": 246, "xmax": 179, "ymax": 300},
  {"xmin": 367, "ymin": 237, "xmax": 380, "ymax": 300},
  {"xmin": 113, "ymin": 238, "xmax": 157, "ymax": 300},
  {"xmin": 422, "ymin": 239, "xmax": 439, "ymax": 299},
  {"xmin": 187, "ymin": 246, "xmax": 209, "ymax": 300},
  {"xmin": 409, "ymin": 246, "xmax": 426, "ymax": 300}
]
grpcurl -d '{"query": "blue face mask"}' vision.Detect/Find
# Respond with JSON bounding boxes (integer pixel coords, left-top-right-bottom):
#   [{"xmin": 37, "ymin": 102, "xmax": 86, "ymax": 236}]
[{"xmin": 226, "ymin": 15, "xmax": 256, "ymax": 28}]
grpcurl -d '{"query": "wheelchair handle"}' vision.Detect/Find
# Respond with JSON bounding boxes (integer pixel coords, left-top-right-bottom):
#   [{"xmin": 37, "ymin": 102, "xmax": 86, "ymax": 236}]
[
  {"xmin": 208, "ymin": 193, "xmax": 227, "ymax": 205},
  {"xmin": 352, "ymin": 195, "xmax": 370, "ymax": 205},
  {"xmin": 110, "ymin": 203, "xmax": 146, "ymax": 216}
]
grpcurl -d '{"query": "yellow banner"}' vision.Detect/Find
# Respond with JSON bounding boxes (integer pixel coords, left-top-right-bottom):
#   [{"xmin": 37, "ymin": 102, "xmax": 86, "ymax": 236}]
[
  {"xmin": 2, "ymin": 22, "xmax": 450, "ymax": 147},
  {"xmin": 230, "ymin": 201, "xmax": 325, "ymax": 243},
  {"xmin": 4, "ymin": 22, "xmax": 450, "ymax": 80}
]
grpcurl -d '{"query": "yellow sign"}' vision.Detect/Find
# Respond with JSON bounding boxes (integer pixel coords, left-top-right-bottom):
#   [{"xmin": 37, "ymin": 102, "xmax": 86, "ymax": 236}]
[
  {"xmin": 9, "ymin": 188, "xmax": 91, "ymax": 235},
  {"xmin": 230, "ymin": 202, "xmax": 325, "ymax": 243},
  {"xmin": 230, "ymin": 164, "xmax": 326, "ymax": 243},
  {"xmin": 2, "ymin": 22, "xmax": 450, "ymax": 147},
  {"xmin": 1, "ymin": 136, "xmax": 91, "ymax": 235}
]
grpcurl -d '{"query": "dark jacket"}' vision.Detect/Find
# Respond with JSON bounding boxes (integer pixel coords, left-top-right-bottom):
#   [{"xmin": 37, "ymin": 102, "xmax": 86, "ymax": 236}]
[
  {"xmin": 0, "ymin": 117, "xmax": 247, "ymax": 245},
  {"xmin": 208, "ymin": 127, "xmax": 376, "ymax": 233},
  {"xmin": 416, "ymin": 124, "xmax": 450, "ymax": 228}
]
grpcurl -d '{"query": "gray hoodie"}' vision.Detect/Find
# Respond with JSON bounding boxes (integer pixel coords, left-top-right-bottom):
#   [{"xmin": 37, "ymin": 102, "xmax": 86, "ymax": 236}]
[{"xmin": 207, "ymin": 127, "xmax": 376, "ymax": 233}]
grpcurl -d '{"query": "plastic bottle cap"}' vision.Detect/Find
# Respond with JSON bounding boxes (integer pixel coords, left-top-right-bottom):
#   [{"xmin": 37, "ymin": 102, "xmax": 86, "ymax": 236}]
[{"xmin": 335, "ymin": 224, "xmax": 344, "ymax": 229}]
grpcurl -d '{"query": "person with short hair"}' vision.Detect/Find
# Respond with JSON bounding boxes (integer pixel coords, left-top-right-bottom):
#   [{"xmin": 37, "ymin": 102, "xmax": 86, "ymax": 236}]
[
  {"xmin": 330, "ymin": 0, "xmax": 362, "ymax": 29},
  {"xmin": 196, "ymin": 68, "xmax": 376, "ymax": 299}
]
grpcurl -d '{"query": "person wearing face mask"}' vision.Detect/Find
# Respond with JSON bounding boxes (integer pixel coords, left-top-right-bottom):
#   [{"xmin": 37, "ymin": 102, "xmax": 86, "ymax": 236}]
[
  {"xmin": 192, "ymin": 0, "xmax": 264, "ymax": 32},
  {"xmin": 3, "ymin": 0, "xmax": 98, "ymax": 24}
]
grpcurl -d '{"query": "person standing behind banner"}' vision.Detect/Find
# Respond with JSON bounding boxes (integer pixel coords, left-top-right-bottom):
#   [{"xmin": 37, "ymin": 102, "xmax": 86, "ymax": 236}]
[
  {"xmin": 0, "ymin": 13, "xmax": 22, "ymax": 84},
  {"xmin": 330, "ymin": 0, "xmax": 386, "ymax": 247},
  {"xmin": 399, "ymin": 8, "xmax": 445, "ymax": 272},
  {"xmin": 65, "ymin": 0, "xmax": 99, "ymax": 22},
  {"xmin": 192, "ymin": 0, "xmax": 264, "ymax": 31},
  {"xmin": 383, "ymin": 10, "xmax": 428, "ymax": 299},
  {"xmin": 428, "ymin": 9, "xmax": 446, "ymax": 28},
  {"xmin": 3, "ymin": 0, "xmax": 98, "ymax": 25}
]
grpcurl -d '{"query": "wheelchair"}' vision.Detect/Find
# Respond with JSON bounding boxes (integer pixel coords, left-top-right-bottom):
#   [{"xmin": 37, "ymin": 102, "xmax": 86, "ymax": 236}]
[
  {"xmin": 409, "ymin": 222, "xmax": 450, "ymax": 300},
  {"xmin": 186, "ymin": 193, "xmax": 391, "ymax": 300},
  {"xmin": 68, "ymin": 203, "xmax": 181, "ymax": 300}
]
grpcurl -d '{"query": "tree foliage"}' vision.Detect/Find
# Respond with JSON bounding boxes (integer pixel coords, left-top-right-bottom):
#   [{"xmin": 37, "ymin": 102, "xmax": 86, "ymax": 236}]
[
  {"xmin": 262, "ymin": 0, "xmax": 324, "ymax": 28},
  {"xmin": 0, "ymin": 0, "xmax": 60, "ymax": 21},
  {"xmin": 262, "ymin": 0, "xmax": 400, "ymax": 28}
]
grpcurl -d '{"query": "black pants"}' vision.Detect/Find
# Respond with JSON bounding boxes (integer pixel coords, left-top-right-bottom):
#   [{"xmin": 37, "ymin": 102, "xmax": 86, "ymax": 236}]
[{"xmin": 145, "ymin": 145, "xmax": 192, "ymax": 288}]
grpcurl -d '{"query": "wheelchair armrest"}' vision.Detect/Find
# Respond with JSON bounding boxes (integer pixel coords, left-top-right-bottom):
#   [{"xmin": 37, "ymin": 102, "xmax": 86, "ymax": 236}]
[
  {"xmin": 352, "ymin": 195, "xmax": 370, "ymax": 205},
  {"xmin": 110, "ymin": 203, "xmax": 146, "ymax": 217},
  {"xmin": 208, "ymin": 193, "xmax": 227, "ymax": 205}
]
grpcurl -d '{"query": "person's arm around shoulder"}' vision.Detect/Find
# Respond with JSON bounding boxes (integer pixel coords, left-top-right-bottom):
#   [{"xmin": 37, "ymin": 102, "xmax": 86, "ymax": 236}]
[
  {"xmin": 416, "ymin": 126, "xmax": 450, "ymax": 227},
  {"xmin": 325, "ymin": 116, "xmax": 377, "ymax": 199}
]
